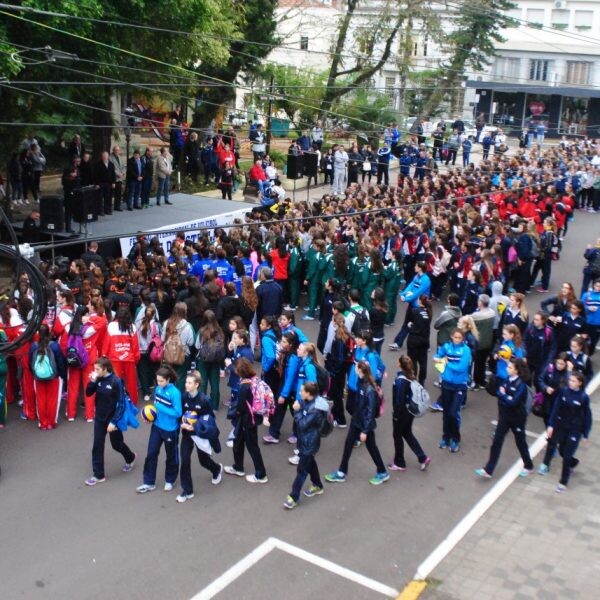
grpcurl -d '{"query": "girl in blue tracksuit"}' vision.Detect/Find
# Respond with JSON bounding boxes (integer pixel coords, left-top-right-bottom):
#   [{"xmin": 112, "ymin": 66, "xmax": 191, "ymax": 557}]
[
  {"xmin": 566, "ymin": 335, "xmax": 593, "ymax": 384},
  {"xmin": 434, "ymin": 328, "xmax": 472, "ymax": 452},
  {"xmin": 137, "ymin": 366, "xmax": 182, "ymax": 494},
  {"xmin": 278, "ymin": 310, "xmax": 308, "ymax": 343},
  {"xmin": 539, "ymin": 371, "xmax": 592, "ymax": 492},
  {"xmin": 259, "ymin": 316, "xmax": 281, "ymax": 395},
  {"xmin": 476, "ymin": 358, "xmax": 534, "ymax": 479},
  {"xmin": 346, "ymin": 330, "xmax": 380, "ymax": 416},
  {"xmin": 225, "ymin": 329, "xmax": 254, "ymax": 445},
  {"xmin": 393, "ymin": 262, "xmax": 431, "ymax": 348},
  {"xmin": 538, "ymin": 353, "xmax": 569, "ymax": 426},
  {"xmin": 295, "ymin": 342, "xmax": 318, "ymax": 402},
  {"xmin": 582, "ymin": 278, "xmax": 600, "ymax": 355},
  {"xmin": 264, "ymin": 331, "xmax": 301, "ymax": 443},
  {"xmin": 495, "ymin": 324, "xmax": 526, "ymax": 382}
]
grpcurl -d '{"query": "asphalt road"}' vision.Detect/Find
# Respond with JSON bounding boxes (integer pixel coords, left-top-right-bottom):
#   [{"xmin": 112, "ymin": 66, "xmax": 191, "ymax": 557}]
[{"xmin": 0, "ymin": 211, "xmax": 597, "ymax": 600}]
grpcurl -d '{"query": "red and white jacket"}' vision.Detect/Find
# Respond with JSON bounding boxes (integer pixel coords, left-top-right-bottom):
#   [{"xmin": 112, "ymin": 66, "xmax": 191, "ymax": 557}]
[
  {"xmin": 65, "ymin": 313, "xmax": 108, "ymax": 365},
  {"xmin": 53, "ymin": 305, "xmax": 75, "ymax": 352},
  {"xmin": 102, "ymin": 321, "xmax": 140, "ymax": 363}
]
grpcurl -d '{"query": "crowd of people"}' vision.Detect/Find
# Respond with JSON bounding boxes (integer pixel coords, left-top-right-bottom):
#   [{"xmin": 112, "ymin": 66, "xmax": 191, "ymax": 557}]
[{"xmin": 1, "ymin": 131, "xmax": 599, "ymax": 503}]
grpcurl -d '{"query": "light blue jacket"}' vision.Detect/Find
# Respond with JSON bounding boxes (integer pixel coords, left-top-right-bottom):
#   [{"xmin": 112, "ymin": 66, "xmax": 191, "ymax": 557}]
[
  {"xmin": 435, "ymin": 342, "xmax": 472, "ymax": 386},
  {"xmin": 402, "ymin": 273, "xmax": 431, "ymax": 308},
  {"xmin": 154, "ymin": 383, "xmax": 182, "ymax": 431}
]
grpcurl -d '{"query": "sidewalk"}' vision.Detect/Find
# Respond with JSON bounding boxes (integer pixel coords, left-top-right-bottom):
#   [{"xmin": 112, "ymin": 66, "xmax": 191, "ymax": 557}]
[{"xmin": 421, "ymin": 401, "xmax": 600, "ymax": 600}]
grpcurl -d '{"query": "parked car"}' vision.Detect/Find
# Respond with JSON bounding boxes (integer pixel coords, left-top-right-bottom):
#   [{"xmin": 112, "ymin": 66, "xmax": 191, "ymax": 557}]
[{"xmin": 228, "ymin": 112, "xmax": 248, "ymax": 127}]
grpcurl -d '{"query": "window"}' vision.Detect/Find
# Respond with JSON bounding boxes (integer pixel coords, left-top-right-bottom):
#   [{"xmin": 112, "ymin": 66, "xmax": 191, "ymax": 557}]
[
  {"xmin": 413, "ymin": 42, "xmax": 418, "ymax": 56},
  {"xmin": 566, "ymin": 62, "xmax": 591, "ymax": 85},
  {"xmin": 574, "ymin": 10, "xmax": 593, "ymax": 29},
  {"xmin": 529, "ymin": 59, "xmax": 549, "ymax": 81},
  {"xmin": 385, "ymin": 76, "xmax": 395, "ymax": 98},
  {"xmin": 551, "ymin": 9, "xmax": 569, "ymax": 28},
  {"xmin": 423, "ymin": 38, "xmax": 428, "ymax": 57},
  {"xmin": 526, "ymin": 8, "xmax": 545, "ymax": 26},
  {"xmin": 493, "ymin": 57, "xmax": 520, "ymax": 80},
  {"xmin": 300, "ymin": 35, "xmax": 308, "ymax": 51}
]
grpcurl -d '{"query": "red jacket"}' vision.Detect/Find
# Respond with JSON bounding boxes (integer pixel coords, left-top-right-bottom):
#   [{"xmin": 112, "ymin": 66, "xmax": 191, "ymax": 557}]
[
  {"xmin": 249, "ymin": 164, "xmax": 267, "ymax": 182},
  {"xmin": 270, "ymin": 250, "xmax": 290, "ymax": 280},
  {"xmin": 102, "ymin": 321, "xmax": 140, "ymax": 363}
]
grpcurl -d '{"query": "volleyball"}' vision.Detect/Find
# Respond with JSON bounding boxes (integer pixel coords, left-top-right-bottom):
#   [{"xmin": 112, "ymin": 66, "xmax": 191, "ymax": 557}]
[
  {"xmin": 182, "ymin": 411, "xmax": 198, "ymax": 426},
  {"xmin": 142, "ymin": 405, "xmax": 157, "ymax": 422},
  {"xmin": 498, "ymin": 345, "xmax": 512, "ymax": 361}
]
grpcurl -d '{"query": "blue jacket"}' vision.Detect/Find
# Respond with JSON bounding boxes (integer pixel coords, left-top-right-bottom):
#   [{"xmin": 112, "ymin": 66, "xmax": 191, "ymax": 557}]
[
  {"xmin": 153, "ymin": 383, "xmax": 182, "ymax": 431},
  {"xmin": 523, "ymin": 324, "xmax": 555, "ymax": 369},
  {"xmin": 256, "ymin": 279, "xmax": 283, "ymax": 321},
  {"xmin": 279, "ymin": 352, "xmax": 300, "ymax": 400},
  {"xmin": 497, "ymin": 376, "xmax": 528, "ymax": 413},
  {"xmin": 548, "ymin": 387, "xmax": 592, "ymax": 438},
  {"xmin": 261, "ymin": 329, "xmax": 278, "ymax": 375},
  {"xmin": 582, "ymin": 290, "xmax": 600, "ymax": 326},
  {"xmin": 296, "ymin": 356, "xmax": 317, "ymax": 398},
  {"xmin": 85, "ymin": 373, "xmax": 123, "ymax": 424},
  {"xmin": 435, "ymin": 341, "xmax": 472, "ymax": 386},
  {"xmin": 211, "ymin": 259, "xmax": 233, "ymax": 282},
  {"xmin": 294, "ymin": 397, "xmax": 325, "ymax": 455},
  {"xmin": 228, "ymin": 345, "xmax": 254, "ymax": 390},
  {"xmin": 347, "ymin": 345, "xmax": 379, "ymax": 391},
  {"xmin": 377, "ymin": 146, "xmax": 391, "ymax": 165},
  {"xmin": 281, "ymin": 324, "xmax": 308, "ymax": 344},
  {"xmin": 392, "ymin": 371, "xmax": 412, "ymax": 416},
  {"xmin": 495, "ymin": 340, "xmax": 525, "ymax": 380},
  {"xmin": 352, "ymin": 380, "xmax": 378, "ymax": 433},
  {"xmin": 402, "ymin": 273, "xmax": 431, "ymax": 308},
  {"xmin": 565, "ymin": 351, "xmax": 593, "ymax": 383}
]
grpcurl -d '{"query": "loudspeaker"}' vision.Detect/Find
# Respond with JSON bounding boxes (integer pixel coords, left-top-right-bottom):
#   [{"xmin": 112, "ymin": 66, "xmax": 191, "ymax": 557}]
[
  {"xmin": 303, "ymin": 152, "xmax": 319, "ymax": 177},
  {"xmin": 40, "ymin": 195, "xmax": 64, "ymax": 232},
  {"xmin": 72, "ymin": 185, "xmax": 99, "ymax": 223},
  {"xmin": 286, "ymin": 154, "xmax": 304, "ymax": 180}
]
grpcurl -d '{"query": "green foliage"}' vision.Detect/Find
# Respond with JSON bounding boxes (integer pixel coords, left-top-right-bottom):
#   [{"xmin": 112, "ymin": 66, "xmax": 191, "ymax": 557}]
[{"xmin": 336, "ymin": 87, "xmax": 396, "ymax": 133}]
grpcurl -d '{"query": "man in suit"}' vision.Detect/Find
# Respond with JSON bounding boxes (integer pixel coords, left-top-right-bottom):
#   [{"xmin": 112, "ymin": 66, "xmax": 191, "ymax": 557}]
[
  {"xmin": 109, "ymin": 145, "xmax": 125, "ymax": 211},
  {"xmin": 95, "ymin": 151, "xmax": 116, "ymax": 215},
  {"xmin": 62, "ymin": 157, "xmax": 81, "ymax": 233},
  {"xmin": 126, "ymin": 150, "xmax": 143, "ymax": 210},
  {"xmin": 140, "ymin": 147, "xmax": 154, "ymax": 208}
]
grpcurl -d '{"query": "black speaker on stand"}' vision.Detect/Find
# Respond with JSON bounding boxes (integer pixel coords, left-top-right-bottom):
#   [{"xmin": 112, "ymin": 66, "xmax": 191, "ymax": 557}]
[
  {"xmin": 286, "ymin": 154, "xmax": 304, "ymax": 180},
  {"xmin": 303, "ymin": 152, "xmax": 319, "ymax": 202},
  {"xmin": 40, "ymin": 195, "xmax": 64, "ymax": 232}
]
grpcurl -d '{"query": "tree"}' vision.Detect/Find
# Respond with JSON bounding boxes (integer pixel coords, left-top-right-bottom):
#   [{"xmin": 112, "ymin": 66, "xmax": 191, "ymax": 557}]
[{"xmin": 419, "ymin": 0, "xmax": 517, "ymax": 116}]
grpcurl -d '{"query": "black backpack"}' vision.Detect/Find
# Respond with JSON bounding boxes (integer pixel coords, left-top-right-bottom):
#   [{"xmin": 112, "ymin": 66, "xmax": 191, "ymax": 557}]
[
  {"xmin": 315, "ymin": 363, "xmax": 331, "ymax": 397},
  {"xmin": 350, "ymin": 307, "xmax": 370, "ymax": 336}
]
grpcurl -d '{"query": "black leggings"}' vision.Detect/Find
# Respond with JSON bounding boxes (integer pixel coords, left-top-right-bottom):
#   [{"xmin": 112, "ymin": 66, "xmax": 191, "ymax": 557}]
[{"xmin": 339, "ymin": 425, "xmax": 385, "ymax": 475}]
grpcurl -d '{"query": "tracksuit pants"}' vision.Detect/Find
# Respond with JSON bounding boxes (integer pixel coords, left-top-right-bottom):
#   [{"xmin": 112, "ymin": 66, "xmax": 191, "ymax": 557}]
[
  {"xmin": 179, "ymin": 433, "xmax": 220, "ymax": 495},
  {"xmin": 268, "ymin": 396, "xmax": 295, "ymax": 440},
  {"xmin": 142, "ymin": 424, "xmax": 179, "ymax": 486},
  {"xmin": 339, "ymin": 425, "xmax": 386, "ymax": 476},
  {"xmin": 34, "ymin": 378, "xmax": 62, "ymax": 428},
  {"xmin": 198, "ymin": 361, "xmax": 220, "ymax": 410},
  {"xmin": 233, "ymin": 424, "xmax": 266, "ymax": 479},
  {"xmin": 290, "ymin": 453, "xmax": 322, "ymax": 501},
  {"xmin": 441, "ymin": 383, "xmax": 466, "ymax": 443},
  {"xmin": 392, "ymin": 411, "xmax": 426, "ymax": 468},
  {"xmin": 67, "ymin": 363, "xmax": 96, "ymax": 420},
  {"xmin": 113, "ymin": 361, "xmax": 139, "ymax": 405},
  {"xmin": 484, "ymin": 409, "xmax": 533, "ymax": 475},
  {"xmin": 19, "ymin": 363, "xmax": 36, "ymax": 420},
  {"xmin": 543, "ymin": 428, "xmax": 581, "ymax": 487},
  {"xmin": 92, "ymin": 418, "xmax": 135, "ymax": 479}
]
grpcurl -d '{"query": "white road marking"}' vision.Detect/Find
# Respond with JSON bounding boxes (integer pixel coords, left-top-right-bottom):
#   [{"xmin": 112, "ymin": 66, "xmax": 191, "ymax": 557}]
[
  {"xmin": 191, "ymin": 536, "xmax": 399, "ymax": 599},
  {"xmin": 413, "ymin": 432, "xmax": 548, "ymax": 581}
]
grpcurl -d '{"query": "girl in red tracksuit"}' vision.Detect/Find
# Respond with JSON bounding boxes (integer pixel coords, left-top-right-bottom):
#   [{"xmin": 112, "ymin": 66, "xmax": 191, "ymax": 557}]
[
  {"xmin": 29, "ymin": 324, "xmax": 66, "ymax": 429},
  {"xmin": 14, "ymin": 297, "xmax": 37, "ymax": 420},
  {"xmin": 102, "ymin": 306, "xmax": 140, "ymax": 405},
  {"xmin": 65, "ymin": 301, "xmax": 108, "ymax": 421},
  {"xmin": 53, "ymin": 289, "xmax": 76, "ymax": 352},
  {"xmin": 0, "ymin": 302, "xmax": 23, "ymax": 407}
]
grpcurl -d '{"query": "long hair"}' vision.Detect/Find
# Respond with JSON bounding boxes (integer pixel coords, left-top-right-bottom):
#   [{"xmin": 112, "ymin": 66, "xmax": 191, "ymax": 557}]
[
  {"xmin": 458, "ymin": 315, "xmax": 479, "ymax": 341},
  {"xmin": 200, "ymin": 310, "xmax": 223, "ymax": 342},
  {"xmin": 333, "ymin": 313, "xmax": 351, "ymax": 344},
  {"xmin": 37, "ymin": 323, "xmax": 51, "ymax": 359},
  {"xmin": 241, "ymin": 276, "xmax": 258, "ymax": 312},
  {"xmin": 275, "ymin": 236, "xmax": 288, "ymax": 259},
  {"xmin": 399, "ymin": 355, "xmax": 416, "ymax": 380},
  {"xmin": 300, "ymin": 342, "xmax": 320, "ymax": 366},
  {"xmin": 356, "ymin": 360, "xmax": 377, "ymax": 389},
  {"xmin": 117, "ymin": 306, "xmax": 133, "ymax": 334},
  {"xmin": 261, "ymin": 315, "xmax": 281, "ymax": 340},
  {"xmin": 141, "ymin": 305, "xmax": 157, "ymax": 337},
  {"xmin": 372, "ymin": 287, "xmax": 389, "ymax": 313},
  {"xmin": 504, "ymin": 323, "xmax": 522, "ymax": 348},
  {"xmin": 166, "ymin": 302, "xmax": 187, "ymax": 337},
  {"xmin": 69, "ymin": 305, "xmax": 87, "ymax": 336}
]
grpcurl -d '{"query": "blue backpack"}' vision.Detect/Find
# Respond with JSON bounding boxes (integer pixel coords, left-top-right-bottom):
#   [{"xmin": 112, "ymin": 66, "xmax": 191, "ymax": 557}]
[
  {"xmin": 369, "ymin": 351, "xmax": 386, "ymax": 385},
  {"xmin": 33, "ymin": 348, "xmax": 58, "ymax": 381},
  {"xmin": 115, "ymin": 379, "xmax": 140, "ymax": 431}
]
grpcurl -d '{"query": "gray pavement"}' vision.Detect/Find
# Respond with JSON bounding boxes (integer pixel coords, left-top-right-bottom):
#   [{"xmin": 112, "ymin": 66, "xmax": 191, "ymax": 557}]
[{"xmin": 0, "ymin": 199, "xmax": 598, "ymax": 599}]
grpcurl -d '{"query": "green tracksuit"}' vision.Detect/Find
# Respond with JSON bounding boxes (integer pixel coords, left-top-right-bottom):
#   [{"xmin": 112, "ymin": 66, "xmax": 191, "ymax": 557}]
[
  {"xmin": 362, "ymin": 258, "xmax": 384, "ymax": 310},
  {"xmin": 305, "ymin": 250, "xmax": 324, "ymax": 316},
  {"xmin": 288, "ymin": 246, "xmax": 303, "ymax": 309},
  {"xmin": 383, "ymin": 260, "xmax": 403, "ymax": 324}
]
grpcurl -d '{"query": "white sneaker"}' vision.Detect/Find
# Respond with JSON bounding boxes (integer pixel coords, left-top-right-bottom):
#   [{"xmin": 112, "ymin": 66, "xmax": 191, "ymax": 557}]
[
  {"xmin": 246, "ymin": 474, "xmax": 268, "ymax": 483},
  {"xmin": 288, "ymin": 455, "xmax": 300, "ymax": 466},
  {"xmin": 136, "ymin": 484, "xmax": 156, "ymax": 494},
  {"xmin": 226, "ymin": 439, "xmax": 234, "ymax": 448},
  {"xmin": 224, "ymin": 466, "xmax": 245, "ymax": 477},
  {"xmin": 212, "ymin": 464, "xmax": 223, "ymax": 485},
  {"xmin": 176, "ymin": 493, "xmax": 194, "ymax": 503},
  {"xmin": 164, "ymin": 482, "xmax": 174, "ymax": 492}
]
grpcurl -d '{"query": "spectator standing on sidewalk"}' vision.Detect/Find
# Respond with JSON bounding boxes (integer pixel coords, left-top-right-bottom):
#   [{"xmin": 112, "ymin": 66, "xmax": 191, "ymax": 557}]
[
  {"xmin": 156, "ymin": 147, "xmax": 173, "ymax": 206},
  {"xmin": 109, "ymin": 145, "xmax": 125, "ymax": 211},
  {"xmin": 332, "ymin": 144, "xmax": 348, "ymax": 196}
]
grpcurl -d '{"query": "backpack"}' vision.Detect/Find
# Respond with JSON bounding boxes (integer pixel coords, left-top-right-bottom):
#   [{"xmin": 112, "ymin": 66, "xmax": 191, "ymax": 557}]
[
  {"xmin": 350, "ymin": 306, "xmax": 370, "ymax": 336},
  {"xmin": 369, "ymin": 351, "xmax": 386, "ymax": 385},
  {"xmin": 402, "ymin": 377, "xmax": 431, "ymax": 417},
  {"xmin": 196, "ymin": 335, "xmax": 225, "ymax": 364},
  {"xmin": 507, "ymin": 244, "xmax": 518, "ymax": 264},
  {"xmin": 524, "ymin": 385, "xmax": 535, "ymax": 414},
  {"xmin": 590, "ymin": 251, "xmax": 600, "ymax": 277},
  {"xmin": 316, "ymin": 396, "xmax": 334, "ymax": 437},
  {"xmin": 315, "ymin": 363, "xmax": 331, "ymax": 397},
  {"xmin": 163, "ymin": 330, "xmax": 186, "ymax": 365},
  {"xmin": 33, "ymin": 347, "xmax": 58, "ymax": 381},
  {"xmin": 148, "ymin": 322, "xmax": 164, "ymax": 363},
  {"xmin": 115, "ymin": 379, "xmax": 140, "ymax": 432},
  {"xmin": 375, "ymin": 385, "xmax": 385, "ymax": 418},
  {"xmin": 247, "ymin": 376, "xmax": 275, "ymax": 419},
  {"xmin": 65, "ymin": 326, "xmax": 89, "ymax": 369},
  {"xmin": 344, "ymin": 337, "xmax": 356, "ymax": 364}
]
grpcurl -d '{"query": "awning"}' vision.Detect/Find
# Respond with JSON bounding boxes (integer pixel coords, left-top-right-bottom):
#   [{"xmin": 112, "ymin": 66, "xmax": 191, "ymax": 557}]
[{"xmin": 466, "ymin": 80, "xmax": 600, "ymax": 99}]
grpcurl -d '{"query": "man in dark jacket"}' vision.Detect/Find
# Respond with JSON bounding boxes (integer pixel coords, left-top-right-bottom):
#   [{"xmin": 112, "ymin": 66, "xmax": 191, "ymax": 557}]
[
  {"xmin": 140, "ymin": 147, "xmax": 154, "ymax": 208},
  {"xmin": 126, "ymin": 150, "xmax": 143, "ymax": 210},
  {"xmin": 283, "ymin": 382, "xmax": 326, "ymax": 509},
  {"xmin": 256, "ymin": 267, "xmax": 283, "ymax": 322},
  {"xmin": 94, "ymin": 151, "xmax": 116, "ymax": 215},
  {"xmin": 62, "ymin": 157, "xmax": 81, "ymax": 233},
  {"xmin": 84, "ymin": 357, "xmax": 136, "ymax": 486}
]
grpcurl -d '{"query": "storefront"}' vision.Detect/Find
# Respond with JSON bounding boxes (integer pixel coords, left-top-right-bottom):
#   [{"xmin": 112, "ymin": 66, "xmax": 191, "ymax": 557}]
[{"xmin": 467, "ymin": 81, "xmax": 600, "ymax": 138}]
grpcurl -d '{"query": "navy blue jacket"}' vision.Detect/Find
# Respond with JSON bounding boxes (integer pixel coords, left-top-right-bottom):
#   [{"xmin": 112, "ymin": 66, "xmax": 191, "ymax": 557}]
[
  {"xmin": 85, "ymin": 373, "xmax": 124, "ymax": 424},
  {"xmin": 392, "ymin": 372, "xmax": 412, "ymax": 416},
  {"xmin": 497, "ymin": 376, "xmax": 527, "ymax": 415},
  {"xmin": 294, "ymin": 398, "xmax": 325, "ymax": 455},
  {"xmin": 548, "ymin": 387, "xmax": 592, "ymax": 438},
  {"xmin": 256, "ymin": 278, "xmax": 283, "ymax": 321},
  {"xmin": 351, "ymin": 379, "xmax": 378, "ymax": 433},
  {"xmin": 523, "ymin": 324, "xmax": 555, "ymax": 369},
  {"xmin": 228, "ymin": 345, "xmax": 254, "ymax": 391},
  {"xmin": 181, "ymin": 390, "xmax": 220, "ymax": 452},
  {"xmin": 565, "ymin": 351, "xmax": 593, "ymax": 383}
]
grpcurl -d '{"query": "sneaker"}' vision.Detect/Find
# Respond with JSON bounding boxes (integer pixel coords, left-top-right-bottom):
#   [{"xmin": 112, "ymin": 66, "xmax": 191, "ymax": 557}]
[
  {"xmin": 439, "ymin": 438, "xmax": 448, "ymax": 449},
  {"xmin": 283, "ymin": 495, "xmax": 297, "ymax": 510},
  {"xmin": 536, "ymin": 288, "xmax": 549, "ymax": 293},
  {"xmin": 226, "ymin": 439, "xmax": 234, "ymax": 448},
  {"xmin": 86, "ymin": 419, "xmax": 94, "ymax": 423},
  {"xmin": 369, "ymin": 471, "xmax": 390, "ymax": 485},
  {"xmin": 325, "ymin": 471, "xmax": 346, "ymax": 483},
  {"xmin": 224, "ymin": 466, "xmax": 245, "ymax": 477},
  {"xmin": 449, "ymin": 440, "xmax": 460, "ymax": 453},
  {"xmin": 304, "ymin": 485, "xmax": 324, "ymax": 498},
  {"xmin": 538, "ymin": 464, "xmax": 549, "ymax": 476},
  {"xmin": 67, "ymin": 417, "xmax": 75, "ymax": 422},
  {"xmin": 288, "ymin": 455, "xmax": 300, "ymax": 465},
  {"xmin": 555, "ymin": 483, "xmax": 567, "ymax": 493},
  {"xmin": 283, "ymin": 305, "xmax": 293, "ymax": 311},
  {"xmin": 246, "ymin": 474, "xmax": 268, "ymax": 484},
  {"xmin": 333, "ymin": 420, "xmax": 347, "ymax": 428},
  {"xmin": 85, "ymin": 476, "xmax": 106, "ymax": 486},
  {"xmin": 262, "ymin": 434, "xmax": 280, "ymax": 444},
  {"xmin": 164, "ymin": 482, "xmax": 174, "ymax": 492},
  {"xmin": 122, "ymin": 453, "xmax": 137, "ymax": 473},
  {"xmin": 475, "ymin": 468, "xmax": 492, "ymax": 479},
  {"xmin": 388, "ymin": 343, "xmax": 399, "ymax": 351},
  {"xmin": 519, "ymin": 468, "xmax": 533, "ymax": 478},
  {"xmin": 19, "ymin": 412, "xmax": 28, "ymax": 421},
  {"xmin": 433, "ymin": 381, "xmax": 442, "ymax": 389},
  {"xmin": 353, "ymin": 440, "xmax": 361, "ymax": 448},
  {"xmin": 212, "ymin": 464, "xmax": 223, "ymax": 485},
  {"xmin": 293, "ymin": 448, "xmax": 299, "ymax": 455},
  {"xmin": 176, "ymin": 493, "xmax": 194, "ymax": 503},
  {"xmin": 136, "ymin": 484, "xmax": 156, "ymax": 494},
  {"xmin": 431, "ymin": 402, "xmax": 443, "ymax": 412},
  {"xmin": 420, "ymin": 457, "xmax": 432, "ymax": 471},
  {"xmin": 287, "ymin": 435, "xmax": 297, "ymax": 444},
  {"xmin": 301, "ymin": 315, "xmax": 315, "ymax": 321},
  {"xmin": 388, "ymin": 463, "xmax": 407, "ymax": 472}
]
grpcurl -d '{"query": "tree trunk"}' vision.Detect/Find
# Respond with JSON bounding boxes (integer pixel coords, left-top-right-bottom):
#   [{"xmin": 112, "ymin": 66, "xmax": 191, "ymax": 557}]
[{"xmin": 90, "ymin": 92, "xmax": 114, "ymax": 157}]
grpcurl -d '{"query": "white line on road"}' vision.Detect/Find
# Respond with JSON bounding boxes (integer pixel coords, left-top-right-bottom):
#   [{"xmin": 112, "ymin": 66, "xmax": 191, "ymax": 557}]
[
  {"xmin": 413, "ymin": 432, "xmax": 548, "ymax": 581},
  {"xmin": 191, "ymin": 536, "xmax": 399, "ymax": 599}
]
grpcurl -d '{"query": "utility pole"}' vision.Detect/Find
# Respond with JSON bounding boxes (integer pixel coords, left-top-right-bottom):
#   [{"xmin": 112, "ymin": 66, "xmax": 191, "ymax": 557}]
[{"xmin": 266, "ymin": 74, "xmax": 274, "ymax": 155}]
